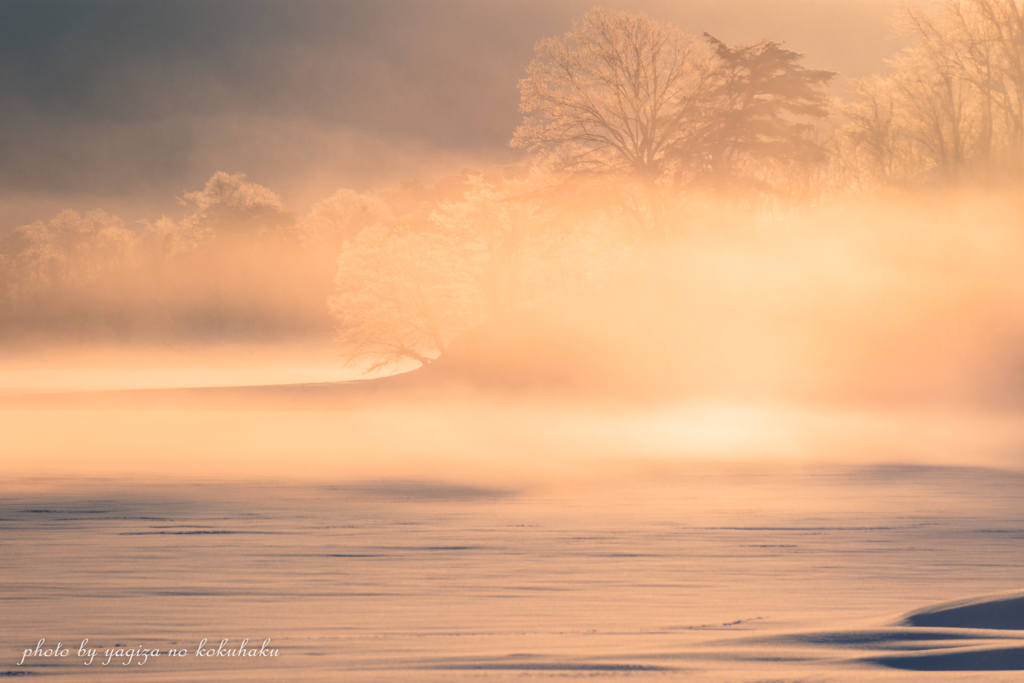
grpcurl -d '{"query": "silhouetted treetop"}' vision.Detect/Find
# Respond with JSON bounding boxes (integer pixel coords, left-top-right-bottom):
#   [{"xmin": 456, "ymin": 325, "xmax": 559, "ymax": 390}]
[
  {"xmin": 511, "ymin": 8, "xmax": 835, "ymax": 192},
  {"xmin": 511, "ymin": 8, "xmax": 717, "ymax": 182},
  {"xmin": 672, "ymin": 35, "xmax": 835, "ymax": 189}
]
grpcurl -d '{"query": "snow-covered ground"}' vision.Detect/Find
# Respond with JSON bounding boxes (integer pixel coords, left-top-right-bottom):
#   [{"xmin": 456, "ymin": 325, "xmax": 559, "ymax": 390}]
[{"xmin": 3, "ymin": 462, "xmax": 1022, "ymax": 681}]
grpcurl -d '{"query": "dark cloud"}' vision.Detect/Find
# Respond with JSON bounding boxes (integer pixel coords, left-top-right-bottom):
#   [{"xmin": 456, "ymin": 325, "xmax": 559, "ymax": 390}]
[{"xmin": 0, "ymin": 0, "xmax": 901, "ymax": 227}]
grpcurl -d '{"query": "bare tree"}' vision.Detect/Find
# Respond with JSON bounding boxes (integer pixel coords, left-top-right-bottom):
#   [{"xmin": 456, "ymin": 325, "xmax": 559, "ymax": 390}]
[
  {"xmin": 939, "ymin": 0, "xmax": 1024, "ymax": 174},
  {"xmin": 511, "ymin": 8, "xmax": 716, "ymax": 183},
  {"xmin": 512, "ymin": 8, "xmax": 835, "ymax": 199},
  {"xmin": 844, "ymin": 75, "xmax": 920, "ymax": 184},
  {"xmin": 897, "ymin": 46, "xmax": 981, "ymax": 177},
  {"xmin": 858, "ymin": 0, "xmax": 1024, "ymax": 182}
]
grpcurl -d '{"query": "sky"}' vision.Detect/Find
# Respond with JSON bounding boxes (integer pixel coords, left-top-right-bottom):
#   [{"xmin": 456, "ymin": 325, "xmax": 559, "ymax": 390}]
[{"xmin": 0, "ymin": 0, "xmax": 904, "ymax": 229}]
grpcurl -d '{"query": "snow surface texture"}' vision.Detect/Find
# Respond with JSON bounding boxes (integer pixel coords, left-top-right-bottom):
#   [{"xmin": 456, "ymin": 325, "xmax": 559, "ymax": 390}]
[
  {"xmin": 2, "ymin": 467, "xmax": 1023, "ymax": 681},
  {"xmin": 730, "ymin": 591, "xmax": 1024, "ymax": 672}
]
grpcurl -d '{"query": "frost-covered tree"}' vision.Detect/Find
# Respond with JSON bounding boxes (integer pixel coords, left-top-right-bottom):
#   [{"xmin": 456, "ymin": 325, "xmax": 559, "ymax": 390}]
[
  {"xmin": 1, "ymin": 210, "xmax": 138, "ymax": 293},
  {"xmin": 512, "ymin": 8, "xmax": 835, "ymax": 193},
  {"xmin": 180, "ymin": 171, "xmax": 293, "ymax": 241},
  {"xmin": 329, "ymin": 225, "xmax": 482, "ymax": 369},
  {"xmin": 844, "ymin": 76, "xmax": 913, "ymax": 184},
  {"xmin": 140, "ymin": 172, "xmax": 294, "ymax": 261},
  {"xmin": 511, "ymin": 8, "xmax": 717, "ymax": 182},
  {"xmin": 845, "ymin": 0, "xmax": 1024, "ymax": 184},
  {"xmin": 901, "ymin": 0, "xmax": 1024, "ymax": 175},
  {"xmin": 296, "ymin": 188, "xmax": 393, "ymax": 249},
  {"xmin": 329, "ymin": 171, "xmax": 631, "ymax": 370}
]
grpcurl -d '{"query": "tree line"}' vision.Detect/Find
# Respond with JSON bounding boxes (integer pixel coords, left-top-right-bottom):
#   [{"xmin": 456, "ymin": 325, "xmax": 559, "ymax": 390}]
[
  {"xmin": 2, "ymin": 2, "xmax": 1022, "ymax": 371},
  {"xmin": 847, "ymin": 0, "xmax": 1024, "ymax": 185}
]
